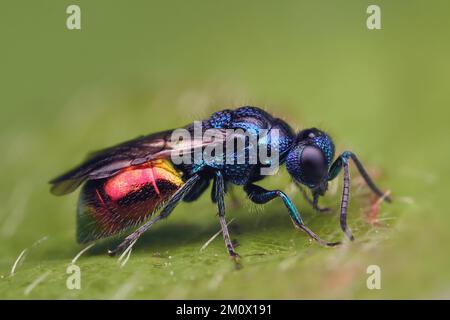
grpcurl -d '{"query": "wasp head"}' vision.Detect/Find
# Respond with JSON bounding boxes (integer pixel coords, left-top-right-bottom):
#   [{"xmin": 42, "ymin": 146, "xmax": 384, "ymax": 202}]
[{"xmin": 286, "ymin": 128, "xmax": 335, "ymax": 196}]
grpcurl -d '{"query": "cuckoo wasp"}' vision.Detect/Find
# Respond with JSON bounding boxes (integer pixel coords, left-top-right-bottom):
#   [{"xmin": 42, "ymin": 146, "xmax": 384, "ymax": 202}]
[{"xmin": 50, "ymin": 106, "xmax": 391, "ymax": 263}]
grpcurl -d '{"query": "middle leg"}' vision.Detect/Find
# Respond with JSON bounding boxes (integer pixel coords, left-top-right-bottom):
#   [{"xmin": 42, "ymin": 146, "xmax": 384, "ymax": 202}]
[
  {"xmin": 213, "ymin": 171, "xmax": 241, "ymax": 265},
  {"xmin": 244, "ymin": 183, "xmax": 340, "ymax": 247}
]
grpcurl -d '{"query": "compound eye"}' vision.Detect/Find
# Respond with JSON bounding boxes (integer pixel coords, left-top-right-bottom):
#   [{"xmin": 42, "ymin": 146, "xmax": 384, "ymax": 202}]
[{"xmin": 300, "ymin": 146, "xmax": 327, "ymax": 186}]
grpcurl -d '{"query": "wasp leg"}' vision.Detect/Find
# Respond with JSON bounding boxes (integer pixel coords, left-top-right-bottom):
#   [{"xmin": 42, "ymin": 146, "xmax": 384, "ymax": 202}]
[
  {"xmin": 183, "ymin": 178, "xmax": 210, "ymax": 202},
  {"xmin": 214, "ymin": 171, "xmax": 241, "ymax": 268},
  {"xmin": 328, "ymin": 151, "xmax": 391, "ymax": 241},
  {"xmin": 298, "ymin": 185, "xmax": 331, "ymax": 213},
  {"xmin": 340, "ymin": 159, "xmax": 353, "ymax": 241},
  {"xmin": 108, "ymin": 174, "xmax": 201, "ymax": 256},
  {"xmin": 244, "ymin": 183, "xmax": 340, "ymax": 247}
]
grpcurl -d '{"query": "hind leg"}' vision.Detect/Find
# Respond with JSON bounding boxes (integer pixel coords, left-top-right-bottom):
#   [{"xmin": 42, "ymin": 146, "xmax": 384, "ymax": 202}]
[{"xmin": 108, "ymin": 174, "xmax": 201, "ymax": 256}]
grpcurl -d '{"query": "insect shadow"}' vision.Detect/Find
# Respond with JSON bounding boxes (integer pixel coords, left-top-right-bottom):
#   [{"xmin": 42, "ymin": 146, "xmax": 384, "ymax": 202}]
[{"xmin": 86, "ymin": 203, "xmax": 327, "ymax": 257}]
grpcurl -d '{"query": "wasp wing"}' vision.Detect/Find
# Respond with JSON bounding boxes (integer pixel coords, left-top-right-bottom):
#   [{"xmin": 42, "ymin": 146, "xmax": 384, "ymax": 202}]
[{"xmin": 49, "ymin": 127, "xmax": 228, "ymax": 195}]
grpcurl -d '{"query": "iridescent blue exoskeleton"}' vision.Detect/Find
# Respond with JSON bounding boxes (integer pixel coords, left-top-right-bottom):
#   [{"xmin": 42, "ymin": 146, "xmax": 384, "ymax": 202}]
[{"xmin": 50, "ymin": 106, "xmax": 391, "ymax": 265}]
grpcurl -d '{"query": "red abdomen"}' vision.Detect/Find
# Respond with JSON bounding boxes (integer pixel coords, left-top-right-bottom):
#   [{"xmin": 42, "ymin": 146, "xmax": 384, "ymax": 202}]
[{"xmin": 77, "ymin": 160, "xmax": 184, "ymax": 243}]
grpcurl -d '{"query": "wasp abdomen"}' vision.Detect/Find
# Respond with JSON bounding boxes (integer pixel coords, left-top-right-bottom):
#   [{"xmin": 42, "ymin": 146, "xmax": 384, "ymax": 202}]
[{"xmin": 77, "ymin": 160, "xmax": 183, "ymax": 243}]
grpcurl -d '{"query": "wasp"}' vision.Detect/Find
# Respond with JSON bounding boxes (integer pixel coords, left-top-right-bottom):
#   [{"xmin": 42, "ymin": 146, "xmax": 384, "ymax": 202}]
[{"xmin": 50, "ymin": 106, "xmax": 391, "ymax": 263}]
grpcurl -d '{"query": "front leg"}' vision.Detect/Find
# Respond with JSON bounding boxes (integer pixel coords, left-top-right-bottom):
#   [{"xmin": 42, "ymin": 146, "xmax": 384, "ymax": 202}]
[
  {"xmin": 298, "ymin": 184, "xmax": 331, "ymax": 213},
  {"xmin": 213, "ymin": 171, "xmax": 241, "ymax": 267},
  {"xmin": 244, "ymin": 183, "xmax": 340, "ymax": 247},
  {"xmin": 328, "ymin": 151, "xmax": 391, "ymax": 241}
]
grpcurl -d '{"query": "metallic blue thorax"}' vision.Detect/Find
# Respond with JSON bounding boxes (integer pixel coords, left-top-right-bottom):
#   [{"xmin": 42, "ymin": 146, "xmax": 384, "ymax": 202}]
[{"xmin": 189, "ymin": 106, "xmax": 295, "ymax": 185}]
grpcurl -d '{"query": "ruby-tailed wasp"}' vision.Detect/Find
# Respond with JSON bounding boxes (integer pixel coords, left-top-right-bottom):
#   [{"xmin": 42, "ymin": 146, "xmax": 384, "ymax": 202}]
[{"xmin": 50, "ymin": 106, "xmax": 391, "ymax": 264}]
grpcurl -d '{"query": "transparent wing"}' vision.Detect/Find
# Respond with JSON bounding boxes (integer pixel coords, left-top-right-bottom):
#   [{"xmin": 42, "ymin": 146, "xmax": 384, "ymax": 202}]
[{"xmin": 49, "ymin": 127, "xmax": 229, "ymax": 195}]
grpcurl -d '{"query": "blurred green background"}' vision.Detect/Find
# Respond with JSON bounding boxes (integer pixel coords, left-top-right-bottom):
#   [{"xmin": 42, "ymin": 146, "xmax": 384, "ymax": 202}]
[{"xmin": 0, "ymin": 0, "xmax": 449, "ymax": 299}]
